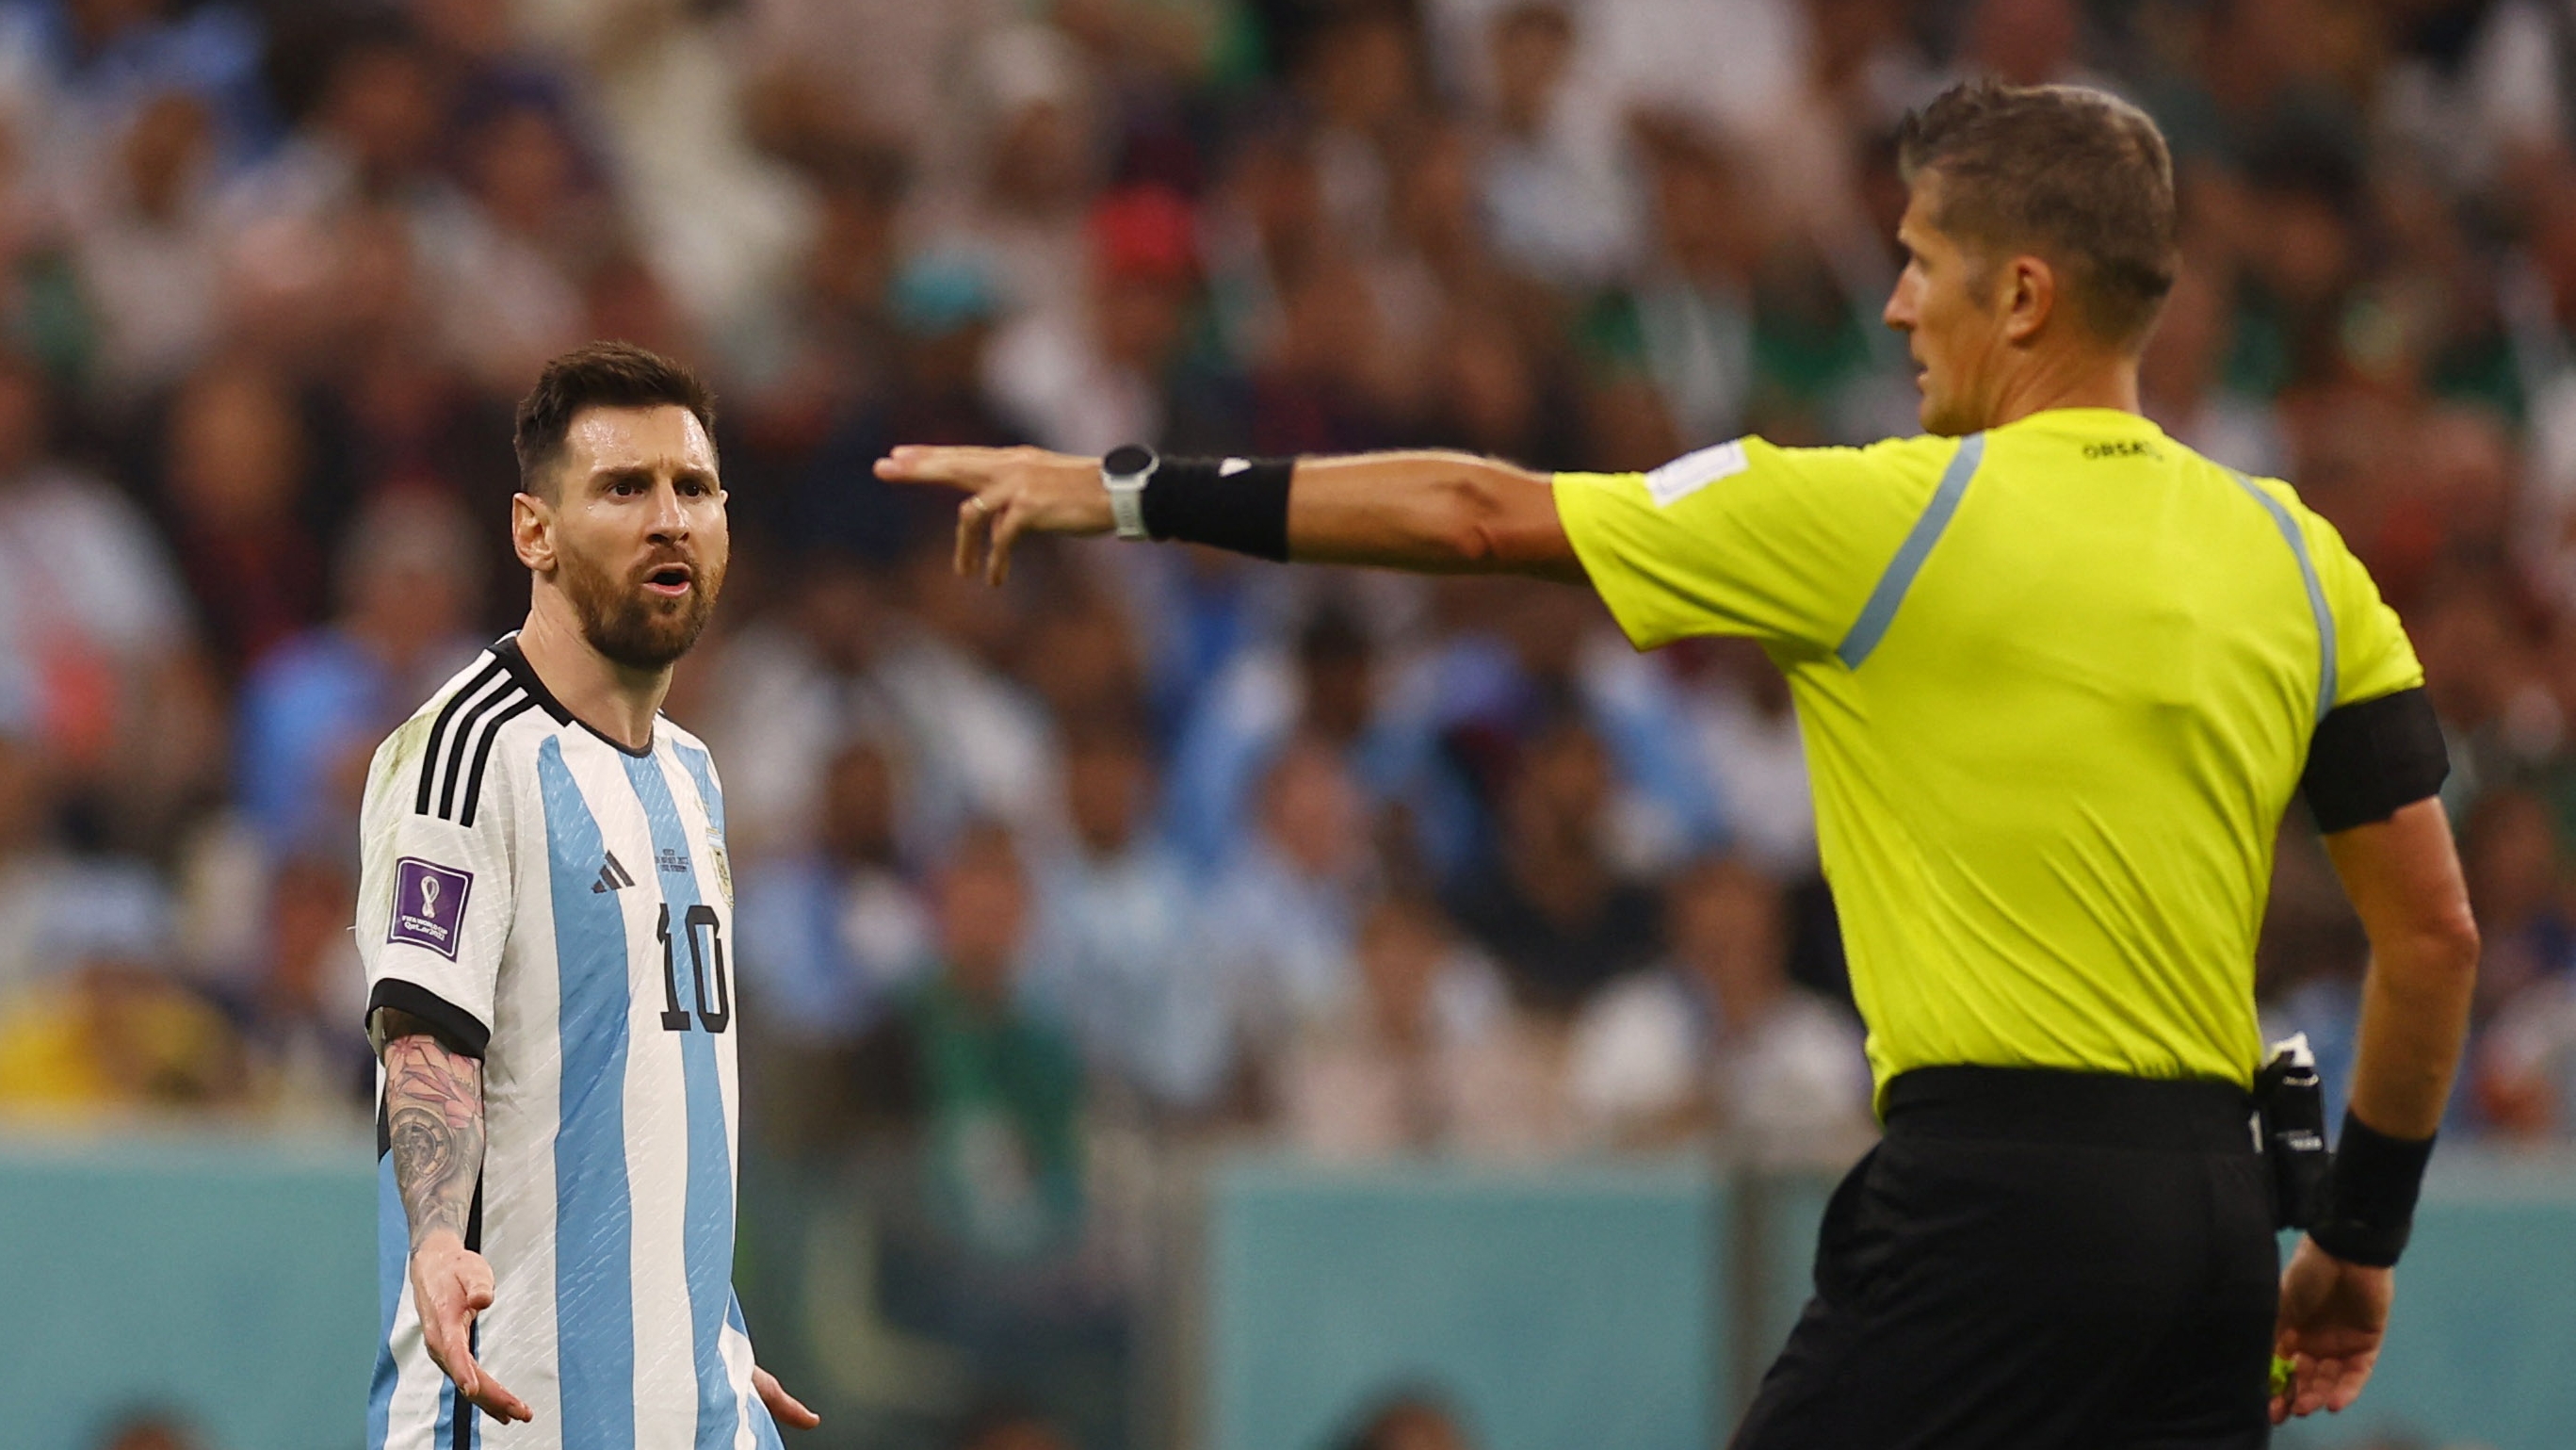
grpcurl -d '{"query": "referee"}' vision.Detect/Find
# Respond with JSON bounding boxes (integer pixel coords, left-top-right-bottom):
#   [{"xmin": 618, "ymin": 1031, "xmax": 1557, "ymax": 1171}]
[{"xmin": 878, "ymin": 82, "xmax": 2478, "ymax": 1447}]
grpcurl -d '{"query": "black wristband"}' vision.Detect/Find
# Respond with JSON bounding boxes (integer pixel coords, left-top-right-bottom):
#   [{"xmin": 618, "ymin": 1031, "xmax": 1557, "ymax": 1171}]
[
  {"xmin": 1140, "ymin": 455, "xmax": 1296, "ymax": 562},
  {"xmin": 2308, "ymin": 1110, "xmax": 2436, "ymax": 1267}
]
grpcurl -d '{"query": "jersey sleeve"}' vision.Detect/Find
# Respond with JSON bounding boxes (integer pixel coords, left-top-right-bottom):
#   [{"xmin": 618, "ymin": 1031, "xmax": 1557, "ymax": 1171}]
[
  {"xmin": 2291, "ymin": 495, "xmax": 2424, "ymax": 708},
  {"xmin": 1550, "ymin": 434, "xmax": 1955, "ymax": 655},
  {"xmin": 2270, "ymin": 492, "xmax": 2444, "ymax": 829},
  {"xmin": 355, "ymin": 725, "xmax": 515, "ymax": 1056}
]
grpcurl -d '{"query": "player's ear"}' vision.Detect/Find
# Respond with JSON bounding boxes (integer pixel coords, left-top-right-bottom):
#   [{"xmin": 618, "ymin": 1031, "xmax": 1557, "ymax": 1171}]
[
  {"xmin": 511, "ymin": 491, "xmax": 556, "ymax": 574},
  {"xmin": 2002, "ymin": 254, "xmax": 2054, "ymax": 344}
]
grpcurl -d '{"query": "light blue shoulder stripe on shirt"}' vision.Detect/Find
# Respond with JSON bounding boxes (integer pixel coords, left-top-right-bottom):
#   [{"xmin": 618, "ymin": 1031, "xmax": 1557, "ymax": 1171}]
[
  {"xmin": 1838, "ymin": 432, "xmax": 1985, "ymax": 670},
  {"xmin": 541, "ymin": 736, "xmax": 639, "ymax": 1450},
  {"xmin": 622, "ymin": 748, "xmax": 742, "ymax": 1449},
  {"xmin": 2228, "ymin": 471, "xmax": 2338, "ymax": 724},
  {"xmin": 673, "ymin": 741, "xmax": 724, "ymax": 837}
]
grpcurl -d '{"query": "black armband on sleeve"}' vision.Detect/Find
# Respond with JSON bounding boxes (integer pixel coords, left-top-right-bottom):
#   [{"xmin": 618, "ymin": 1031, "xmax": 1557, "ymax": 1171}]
[
  {"xmin": 2308, "ymin": 1110, "xmax": 2437, "ymax": 1267},
  {"xmin": 1141, "ymin": 455, "xmax": 1296, "ymax": 562},
  {"xmin": 2300, "ymin": 686, "xmax": 2449, "ymax": 834},
  {"xmin": 365, "ymin": 979, "xmax": 491, "ymax": 1059}
]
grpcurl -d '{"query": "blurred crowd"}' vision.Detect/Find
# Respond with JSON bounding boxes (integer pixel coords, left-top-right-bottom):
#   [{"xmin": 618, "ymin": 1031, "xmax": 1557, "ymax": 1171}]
[{"xmin": 10, "ymin": 0, "xmax": 2576, "ymax": 1439}]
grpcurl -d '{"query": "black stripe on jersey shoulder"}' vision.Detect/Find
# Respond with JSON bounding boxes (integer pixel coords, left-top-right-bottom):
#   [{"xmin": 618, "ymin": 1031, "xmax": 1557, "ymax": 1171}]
[
  {"xmin": 365, "ymin": 978, "xmax": 492, "ymax": 1059},
  {"xmin": 494, "ymin": 634, "xmax": 577, "ymax": 725},
  {"xmin": 436, "ymin": 681, "xmax": 528, "ymax": 821},
  {"xmin": 414, "ymin": 659, "xmax": 509, "ymax": 816},
  {"xmin": 458, "ymin": 695, "xmax": 541, "ymax": 828},
  {"xmin": 495, "ymin": 632, "xmax": 656, "ymax": 758},
  {"xmin": 492, "ymin": 636, "xmax": 654, "ymax": 762}
]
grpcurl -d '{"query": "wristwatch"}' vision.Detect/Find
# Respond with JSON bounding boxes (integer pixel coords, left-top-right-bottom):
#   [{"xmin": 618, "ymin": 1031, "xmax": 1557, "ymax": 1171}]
[{"xmin": 1102, "ymin": 444, "xmax": 1157, "ymax": 541}]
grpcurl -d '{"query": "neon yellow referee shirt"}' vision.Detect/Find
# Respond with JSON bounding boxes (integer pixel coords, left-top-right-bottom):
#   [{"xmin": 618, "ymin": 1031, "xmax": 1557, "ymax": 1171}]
[{"xmin": 1554, "ymin": 408, "xmax": 2423, "ymax": 1102}]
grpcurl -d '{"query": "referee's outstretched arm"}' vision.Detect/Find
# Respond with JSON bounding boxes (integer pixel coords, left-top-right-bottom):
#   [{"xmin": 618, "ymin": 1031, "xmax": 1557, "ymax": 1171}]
[
  {"xmin": 874, "ymin": 445, "xmax": 1576, "ymax": 586},
  {"xmin": 2269, "ymin": 795, "xmax": 2479, "ymax": 1424}
]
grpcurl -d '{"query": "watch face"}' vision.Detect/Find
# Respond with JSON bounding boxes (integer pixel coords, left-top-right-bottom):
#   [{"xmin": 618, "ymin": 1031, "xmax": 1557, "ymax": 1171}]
[{"xmin": 1104, "ymin": 445, "xmax": 1155, "ymax": 478}]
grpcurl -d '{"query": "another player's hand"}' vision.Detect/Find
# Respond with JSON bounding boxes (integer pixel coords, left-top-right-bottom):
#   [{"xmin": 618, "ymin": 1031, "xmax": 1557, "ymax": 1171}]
[
  {"xmin": 411, "ymin": 1230, "xmax": 534, "ymax": 1425},
  {"xmin": 873, "ymin": 446, "xmax": 1109, "ymax": 585},
  {"xmin": 754, "ymin": 1365, "xmax": 821, "ymax": 1429},
  {"xmin": 2271, "ymin": 1235, "xmax": 2392, "ymax": 1424}
]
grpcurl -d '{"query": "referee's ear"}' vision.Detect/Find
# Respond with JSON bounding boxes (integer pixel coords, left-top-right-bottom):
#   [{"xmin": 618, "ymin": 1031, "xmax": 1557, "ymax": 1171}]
[{"xmin": 1999, "ymin": 253, "xmax": 2061, "ymax": 346}]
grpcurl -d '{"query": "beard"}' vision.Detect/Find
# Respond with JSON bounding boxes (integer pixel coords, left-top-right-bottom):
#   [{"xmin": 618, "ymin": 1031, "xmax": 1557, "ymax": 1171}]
[{"xmin": 559, "ymin": 542, "xmax": 723, "ymax": 671}]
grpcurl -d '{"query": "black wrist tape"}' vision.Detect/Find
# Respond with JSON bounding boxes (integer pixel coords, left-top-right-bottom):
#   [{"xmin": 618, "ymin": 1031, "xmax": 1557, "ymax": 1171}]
[
  {"xmin": 2309, "ymin": 1110, "xmax": 2436, "ymax": 1267},
  {"xmin": 1141, "ymin": 455, "xmax": 1296, "ymax": 562},
  {"xmin": 2302, "ymin": 687, "xmax": 2449, "ymax": 833}
]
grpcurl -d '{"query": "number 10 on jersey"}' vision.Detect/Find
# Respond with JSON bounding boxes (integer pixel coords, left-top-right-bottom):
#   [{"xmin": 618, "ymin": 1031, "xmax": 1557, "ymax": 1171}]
[{"xmin": 656, "ymin": 903, "xmax": 731, "ymax": 1034}]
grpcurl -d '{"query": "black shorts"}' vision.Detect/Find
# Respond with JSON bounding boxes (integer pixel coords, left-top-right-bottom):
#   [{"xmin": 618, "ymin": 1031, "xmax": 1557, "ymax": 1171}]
[{"xmin": 1731, "ymin": 1067, "xmax": 2278, "ymax": 1450}]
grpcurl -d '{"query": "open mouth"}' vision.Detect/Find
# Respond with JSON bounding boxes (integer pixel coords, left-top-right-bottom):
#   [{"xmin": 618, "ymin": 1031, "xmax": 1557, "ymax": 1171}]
[{"xmin": 642, "ymin": 563, "xmax": 693, "ymax": 597}]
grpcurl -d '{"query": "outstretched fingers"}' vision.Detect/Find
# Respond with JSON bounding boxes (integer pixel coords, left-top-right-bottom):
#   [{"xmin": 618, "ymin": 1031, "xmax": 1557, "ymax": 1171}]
[
  {"xmin": 465, "ymin": 1371, "xmax": 534, "ymax": 1422},
  {"xmin": 457, "ymin": 1351, "xmax": 534, "ymax": 1424},
  {"xmin": 2273, "ymin": 1341, "xmax": 2378, "ymax": 1422},
  {"xmin": 985, "ymin": 497, "xmax": 1031, "ymax": 585},
  {"xmin": 754, "ymin": 1366, "xmax": 822, "ymax": 1429},
  {"xmin": 883, "ymin": 444, "xmax": 1108, "ymax": 583},
  {"xmin": 955, "ymin": 495, "xmax": 984, "ymax": 577},
  {"xmin": 422, "ymin": 1273, "xmax": 534, "ymax": 1423},
  {"xmin": 883, "ymin": 447, "xmax": 1010, "ymax": 579},
  {"xmin": 875, "ymin": 446, "xmax": 1004, "ymax": 493},
  {"xmin": 2309, "ymin": 1348, "xmax": 2375, "ymax": 1416}
]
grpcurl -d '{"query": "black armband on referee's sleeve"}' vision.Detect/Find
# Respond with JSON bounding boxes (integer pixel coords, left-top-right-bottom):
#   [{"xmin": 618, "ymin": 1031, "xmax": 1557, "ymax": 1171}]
[
  {"xmin": 2300, "ymin": 686, "xmax": 2449, "ymax": 834},
  {"xmin": 2308, "ymin": 1110, "xmax": 2437, "ymax": 1267},
  {"xmin": 1141, "ymin": 455, "xmax": 1296, "ymax": 562}
]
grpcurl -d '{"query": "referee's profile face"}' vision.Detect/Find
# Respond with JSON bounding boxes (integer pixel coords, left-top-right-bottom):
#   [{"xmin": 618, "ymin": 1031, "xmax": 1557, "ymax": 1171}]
[{"xmin": 1885, "ymin": 171, "xmax": 2026, "ymax": 437}]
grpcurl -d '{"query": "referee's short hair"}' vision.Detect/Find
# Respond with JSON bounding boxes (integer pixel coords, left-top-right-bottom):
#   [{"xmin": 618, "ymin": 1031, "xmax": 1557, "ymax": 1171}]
[
  {"xmin": 513, "ymin": 340, "xmax": 717, "ymax": 500},
  {"xmin": 1897, "ymin": 81, "xmax": 2179, "ymax": 353}
]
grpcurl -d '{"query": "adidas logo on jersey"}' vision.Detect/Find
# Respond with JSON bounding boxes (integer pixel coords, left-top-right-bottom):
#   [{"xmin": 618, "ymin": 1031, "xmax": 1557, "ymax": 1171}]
[{"xmin": 591, "ymin": 852, "xmax": 636, "ymax": 894}]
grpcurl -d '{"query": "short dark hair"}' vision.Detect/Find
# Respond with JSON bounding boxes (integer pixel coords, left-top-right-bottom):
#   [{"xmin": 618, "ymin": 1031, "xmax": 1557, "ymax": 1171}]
[
  {"xmin": 512, "ymin": 341, "xmax": 716, "ymax": 498},
  {"xmin": 1896, "ymin": 81, "xmax": 2179, "ymax": 351}
]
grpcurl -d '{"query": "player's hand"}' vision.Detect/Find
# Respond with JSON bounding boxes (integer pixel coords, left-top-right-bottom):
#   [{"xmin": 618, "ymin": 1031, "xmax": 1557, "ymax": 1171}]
[
  {"xmin": 754, "ymin": 1365, "xmax": 821, "ymax": 1429},
  {"xmin": 873, "ymin": 445, "xmax": 1110, "ymax": 585},
  {"xmin": 2271, "ymin": 1235, "xmax": 2392, "ymax": 1424},
  {"xmin": 411, "ymin": 1230, "xmax": 534, "ymax": 1425}
]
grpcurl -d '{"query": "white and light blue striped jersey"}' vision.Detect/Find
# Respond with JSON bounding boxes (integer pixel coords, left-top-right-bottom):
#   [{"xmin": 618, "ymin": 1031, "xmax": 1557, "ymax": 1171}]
[{"xmin": 357, "ymin": 636, "xmax": 781, "ymax": 1450}]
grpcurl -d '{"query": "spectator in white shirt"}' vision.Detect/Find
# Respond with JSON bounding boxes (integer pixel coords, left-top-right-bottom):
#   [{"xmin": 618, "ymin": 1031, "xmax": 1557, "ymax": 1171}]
[
  {"xmin": 1569, "ymin": 855, "xmax": 1871, "ymax": 1160},
  {"xmin": 1209, "ymin": 735, "xmax": 1376, "ymax": 1075},
  {"xmin": 1279, "ymin": 892, "xmax": 1549, "ymax": 1160},
  {"xmin": 1022, "ymin": 716, "xmax": 1231, "ymax": 1113}
]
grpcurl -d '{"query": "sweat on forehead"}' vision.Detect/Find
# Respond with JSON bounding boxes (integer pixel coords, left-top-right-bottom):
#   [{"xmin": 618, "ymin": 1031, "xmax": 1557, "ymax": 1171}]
[{"xmin": 567, "ymin": 405, "xmax": 717, "ymax": 467}]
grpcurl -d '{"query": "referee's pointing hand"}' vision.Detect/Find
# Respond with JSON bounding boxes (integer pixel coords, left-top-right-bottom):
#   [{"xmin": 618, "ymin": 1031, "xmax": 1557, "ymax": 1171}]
[
  {"xmin": 413, "ymin": 1230, "xmax": 534, "ymax": 1424},
  {"xmin": 875, "ymin": 445, "xmax": 1108, "ymax": 586}
]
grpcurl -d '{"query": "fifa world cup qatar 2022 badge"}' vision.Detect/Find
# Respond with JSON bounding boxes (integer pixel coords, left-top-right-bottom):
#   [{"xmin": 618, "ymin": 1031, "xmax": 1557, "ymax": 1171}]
[{"xmin": 391, "ymin": 857, "xmax": 474, "ymax": 960}]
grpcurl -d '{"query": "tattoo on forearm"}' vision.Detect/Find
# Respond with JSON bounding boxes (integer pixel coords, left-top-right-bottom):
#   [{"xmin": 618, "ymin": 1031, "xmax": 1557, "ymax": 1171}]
[{"xmin": 384, "ymin": 1033, "xmax": 484, "ymax": 1247}]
